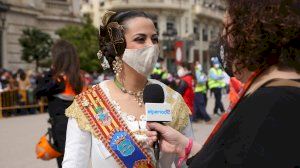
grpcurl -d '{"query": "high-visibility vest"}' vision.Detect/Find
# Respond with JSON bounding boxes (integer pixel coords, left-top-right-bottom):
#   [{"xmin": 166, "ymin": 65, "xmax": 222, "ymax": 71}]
[
  {"xmin": 195, "ymin": 71, "xmax": 207, "ymax": 93},
  {"xmin": 161, "ymin": 72, "xmax": 168, "ymax": 80},
  {"xmin": 152, "ymin": 68, "xmax": 162, "ymax": 75},
  {"xmin": 208, "ymin": 68, "xmax": 226, "ymax": 89},
  {"xmin": 195, "ymin": 83, "xmax": 207, "ymax": 93}
]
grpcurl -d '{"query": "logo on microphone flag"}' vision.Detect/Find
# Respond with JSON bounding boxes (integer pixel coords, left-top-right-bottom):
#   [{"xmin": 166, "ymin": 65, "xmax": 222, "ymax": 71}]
[{"xmin": 145, "ymin": 103, "xmax": 172, "ymax": 122}]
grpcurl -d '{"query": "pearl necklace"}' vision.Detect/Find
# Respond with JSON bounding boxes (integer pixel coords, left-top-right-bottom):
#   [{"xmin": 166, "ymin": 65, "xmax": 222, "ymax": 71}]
[{"xmin": 113, "ymin": 77, "xmax": 147, "ymax": 106}]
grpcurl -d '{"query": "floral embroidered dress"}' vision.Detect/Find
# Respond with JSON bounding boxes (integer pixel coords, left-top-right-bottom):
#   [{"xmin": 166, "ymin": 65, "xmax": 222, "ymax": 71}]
[{"xmin": 62, "ymin": 79, "xmax": 194, "ymax": 168}]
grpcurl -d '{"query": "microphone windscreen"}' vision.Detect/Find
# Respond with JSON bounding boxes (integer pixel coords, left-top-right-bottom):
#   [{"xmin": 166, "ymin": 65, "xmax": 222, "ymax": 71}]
[{"xmin": 143, "ymin": 84, "xmax": 164, "ymax": 103}]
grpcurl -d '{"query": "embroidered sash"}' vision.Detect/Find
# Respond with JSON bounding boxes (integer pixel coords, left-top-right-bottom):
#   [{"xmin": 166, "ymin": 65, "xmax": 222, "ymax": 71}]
[{"xmin": 75, "ymin": 85, "xmax": 153, "ymax": 168}]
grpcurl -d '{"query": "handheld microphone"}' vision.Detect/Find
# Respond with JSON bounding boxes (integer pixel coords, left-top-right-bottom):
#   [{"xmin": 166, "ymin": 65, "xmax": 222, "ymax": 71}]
[{"xmin": 143, "ymin": 84, "xmax": 172, "ymax": 166}]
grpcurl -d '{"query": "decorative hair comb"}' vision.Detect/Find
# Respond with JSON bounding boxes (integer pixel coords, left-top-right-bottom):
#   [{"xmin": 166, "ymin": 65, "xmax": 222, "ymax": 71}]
[
  {"xmin": 98, "ymin": 10, "xmax": 125, "ymax": 70},
  {"xmin": 106, "ymin": 22, "xmax": 125, "ymax": 55},
  {"xmin": 97, "ymin": 10, "xmax": 116, "ymax": 70},
  {"xmin": 102, "ymin": 10, "xmax": 116, "ymax": 26}
]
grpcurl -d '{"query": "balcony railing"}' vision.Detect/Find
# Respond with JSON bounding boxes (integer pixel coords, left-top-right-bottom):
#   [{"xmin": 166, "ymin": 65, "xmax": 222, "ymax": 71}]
[
  {"xmin": 104, "ymin": 0, "xmax": 190, "ymax": 10},
  {"xmin": 193, "ymin": 4, "xmax": 224, "ymax": 21},
  {"xmin": 44, "ymin": 0, "xmax": 70, "ymax": 12}
]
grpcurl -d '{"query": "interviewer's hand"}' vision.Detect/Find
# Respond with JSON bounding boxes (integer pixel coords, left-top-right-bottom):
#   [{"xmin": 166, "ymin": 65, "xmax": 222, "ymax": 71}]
[{"xmin": 146, "ymin": 122, "xmax": 189, "ymax": 157}]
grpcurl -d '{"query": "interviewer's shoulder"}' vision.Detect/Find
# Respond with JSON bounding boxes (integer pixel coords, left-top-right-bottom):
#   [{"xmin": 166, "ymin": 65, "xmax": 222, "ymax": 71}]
[
  {"xmin": 245, "ymin": 85, "xmax": 300, "ymax": 119},
  {"xmin": 252, "ymin": 85, "xmax": 300, "ymax": 103}
]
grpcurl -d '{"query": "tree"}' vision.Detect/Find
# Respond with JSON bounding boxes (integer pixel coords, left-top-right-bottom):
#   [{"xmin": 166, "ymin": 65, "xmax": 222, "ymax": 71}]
[
  {"xmin": 56, "ymin": 16, "xmax": 99, "ymax": 72},
  {"xmin": 19, "ymin": 27, "xmax": 53, "ymax": 72}
]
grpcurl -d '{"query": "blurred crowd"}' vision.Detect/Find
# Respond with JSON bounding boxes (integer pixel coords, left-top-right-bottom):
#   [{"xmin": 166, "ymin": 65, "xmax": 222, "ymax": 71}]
[
  {"xmin": 0, "ymin": 68, "xmax": 36, "ymax": 92},
  {"xmin": 150, "ymin": 57, "xmax": 232, "ymax": 124},
  {"xmin": 0, "ymin": 57, "xmax": 233, "ymax": 120},
  {"xmin": 0, "ymin": 68, "xmax": 113, "ymax": 116},
  {"xmin": 0, "ymin": 68, "xmax": 116, "ymax": 93}
]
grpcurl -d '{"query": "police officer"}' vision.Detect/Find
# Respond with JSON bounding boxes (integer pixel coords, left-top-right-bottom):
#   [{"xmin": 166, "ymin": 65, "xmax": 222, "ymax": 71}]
[
  {"xmin": 151, "ymin": 63, "xmax": 163, "ymax": 80},
  {"xmin": 194, "ymin": 62, "xmax": 211, "ymax": 122},
  {"xmin": 208, "ymin": 58, "xmax": 226, "ymax": 116}
]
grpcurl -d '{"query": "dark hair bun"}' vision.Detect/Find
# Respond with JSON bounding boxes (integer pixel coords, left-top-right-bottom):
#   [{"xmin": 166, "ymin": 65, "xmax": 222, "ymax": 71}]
[
  {"xmin": 98, "ymin": 10, "xmax": 153, "ymax": 70},
  {"xmin": 99, "ymin": 22, "xmax": 126, "ymax": 68}
]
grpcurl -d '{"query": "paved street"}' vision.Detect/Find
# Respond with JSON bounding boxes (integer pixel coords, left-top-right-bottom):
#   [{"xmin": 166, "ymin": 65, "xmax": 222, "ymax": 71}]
[{"xmin": 0, "ymin": 94, "xmax": 228, "ymax": 168}]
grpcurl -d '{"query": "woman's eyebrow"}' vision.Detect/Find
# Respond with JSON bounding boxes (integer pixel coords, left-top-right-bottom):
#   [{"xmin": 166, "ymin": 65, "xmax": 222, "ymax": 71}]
[
  {"xmin": 132, "ymin": 33, "xmax": 158, "ymax": 38},
  {"xmin": 152, "ymin": 33, "xmax": 158, "ymax": 37},
  {"xmin": 132, "ymin": 33, "xmax": 146, "ymax": 38}
]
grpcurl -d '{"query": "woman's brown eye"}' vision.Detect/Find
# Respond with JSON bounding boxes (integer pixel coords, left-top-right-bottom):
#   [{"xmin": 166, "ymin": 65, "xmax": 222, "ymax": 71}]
[
  {"xmin": 152, "ymin": 37, "xmax": 159, "ymax": 43},
  {"xmin": 134, "ymin": 38, "xmax": 145, "ymax": 43}
]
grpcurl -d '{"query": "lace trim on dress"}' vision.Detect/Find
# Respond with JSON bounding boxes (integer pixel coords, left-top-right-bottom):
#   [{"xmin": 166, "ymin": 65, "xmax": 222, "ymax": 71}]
[
  {"xmin": 99, "ymin": 81, "xmax": 149, "ymax": 141},
  {"xmin": 65, "ymin": 100, "xmax": 92, "ymax": 132},
  {"xmin": 65, "ymin": 79, "xmax": 190, "ymax": 138}
]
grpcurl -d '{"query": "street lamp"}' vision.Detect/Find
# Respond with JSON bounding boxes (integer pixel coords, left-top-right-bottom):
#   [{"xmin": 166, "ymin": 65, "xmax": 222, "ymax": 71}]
[
  {"xmin": 0, "ymin": 2, "xmax": 8, "ymax": 28},
  {"xmin": 162, "ymin": 28, "xmax": 177, "ymax": 74},
  {"xmin": 0, "ymin": 1, "xmax": 9, "ymax": 68},
  {"xmin": 0, "ymin": 11, "xmax": 6, "ymax": 29},
  {"xmin": 162, "ymin": 28, "xmax": 177, "ymax": 57}
]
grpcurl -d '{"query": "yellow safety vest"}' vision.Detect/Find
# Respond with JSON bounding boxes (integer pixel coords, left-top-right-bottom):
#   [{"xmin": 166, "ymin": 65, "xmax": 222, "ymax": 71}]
[
  {"xmin": 195, "ymin": 83, "xmax": 207, "ymax": 93},
  {"xmin": 161, "ymin": 72, "xmax": 168, "ymax": 80},
  {"xmin": 152, "ymin": 68, "xmax": 162, "ymax": 75},
  {"xmin": 208, "ymin": 68, "xmax": 226, "ymax": 89},
  {"xmin": 195, "ymin": 71, "xmax": 207, "ymax": 93}
]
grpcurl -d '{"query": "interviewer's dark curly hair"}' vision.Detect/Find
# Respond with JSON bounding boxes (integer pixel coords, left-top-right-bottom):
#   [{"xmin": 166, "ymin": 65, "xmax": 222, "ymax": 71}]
[
  {"xmin": 98, "ymin": 11, "xmax": 153, "ymax": 69},
  {"xmin": 222, "ymin": 0, "xmax": 300, "ymax": 73}
]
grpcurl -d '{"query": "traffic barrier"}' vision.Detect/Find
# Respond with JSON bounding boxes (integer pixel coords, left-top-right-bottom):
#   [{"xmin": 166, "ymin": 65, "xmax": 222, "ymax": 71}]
[{"xmin": 0, "ymin": 89, "xmax": 47, "ymax": 118}]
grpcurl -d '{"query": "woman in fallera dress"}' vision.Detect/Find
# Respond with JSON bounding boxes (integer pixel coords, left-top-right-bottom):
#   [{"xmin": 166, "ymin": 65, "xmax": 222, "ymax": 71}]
[{"xmin": 62, "ymin": 10, "xmax": 194, "ymax": 168}]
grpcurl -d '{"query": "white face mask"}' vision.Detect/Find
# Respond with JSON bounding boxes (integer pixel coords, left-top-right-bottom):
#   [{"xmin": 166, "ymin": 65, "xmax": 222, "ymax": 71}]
[
  {"xmin": 196, "ymin": 64, "xmax": 202, "ymax": 71},
  {"xmin": 214, "ymin": 64, "xmax": 220, "ymax": 69},
  {"xmin": 155, "ymin": 63, "xmax": 161, "ymax": 68},
  {"xmin": 122, "ymin": 45, "xmax": 160, "ymax": 77},
  {"xmin": 177, "ymin": 68, "xmax": 186, "ymax": 78}
]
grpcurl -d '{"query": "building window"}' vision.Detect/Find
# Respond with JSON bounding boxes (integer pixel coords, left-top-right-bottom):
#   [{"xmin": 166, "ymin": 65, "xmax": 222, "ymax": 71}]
[
  {"xmin": 154, "ymin": 22, "xmax": 158, "ymax": 29},
  {"xmin": 167, "ymin": 22, "xmax": 174, "ymax": 31},
  {"xmin": 185, "ymin": 17, "xmax": 188, "ymax": 33},
  {"xmin": 210, "ymin": 30, "xmax": 214, "ymax": 40},
  {"xmin": 193, "ymin": 24, "xmax": 200, "ymax": 40},
  {"xmin": 152, "ymin": 15, "xmax": 159, "ymax": 33},
  {"xmin": 194, "ymin": 49, "xmax": 200, "ymax": 62},
  {"xmin": 163, "ymin": 16, "xmax": 177, "ymax": 37},
  {"xmin": 166, "ymin": 17, "xmax": 177, "ymax": 36},
  {"xmin": 0, "ymin": 30, "xmax": 3, "ymax": 67},
  {"xmin": 202, "ymin": 28, "xmax": 208, "ymax": 42},
  {"xmin": 202, "ymin": 50, "xmax": 209, "ymax": 73}
]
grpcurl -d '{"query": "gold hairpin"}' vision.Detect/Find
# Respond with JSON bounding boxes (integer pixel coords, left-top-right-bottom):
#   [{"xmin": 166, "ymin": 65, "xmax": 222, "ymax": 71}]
[
  {"xmin": 102, "ymin": 10, "xmax": 116, "ymax": 26},
  {"xmin": 107, "ymin": 22, "xmax": 125, "ymax": 55}
]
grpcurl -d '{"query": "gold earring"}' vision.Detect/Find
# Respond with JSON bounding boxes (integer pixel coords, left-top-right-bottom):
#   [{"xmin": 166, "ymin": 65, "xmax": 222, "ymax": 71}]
[
  {"xmin": 97, "ymin": 50, "xmax": 111, "ymax": 70},
  {"xmin": 112, "ymin": 57, "xmax": 122, "ymax": 76}
]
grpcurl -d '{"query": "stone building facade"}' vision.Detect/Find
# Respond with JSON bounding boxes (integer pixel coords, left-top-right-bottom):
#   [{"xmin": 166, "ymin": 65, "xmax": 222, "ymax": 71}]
[
  {"xmin": 81, "ymin": 0, "xmax": 225, "ymax": 73},
  {"xmin": 0, "ymin": 0, "xmax": 81, "ymax": 71}
]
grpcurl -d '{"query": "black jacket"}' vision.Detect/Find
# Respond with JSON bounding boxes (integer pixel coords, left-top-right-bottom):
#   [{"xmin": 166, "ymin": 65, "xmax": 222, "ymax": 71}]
[
  {"xmin": 34, "ymin": 70, "xmax": 72, "ymax": 153},
  {"xmin": 187, "ymin": 80, "xmax": 300, "ymax": 168}
]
